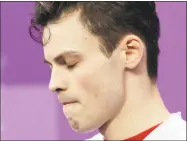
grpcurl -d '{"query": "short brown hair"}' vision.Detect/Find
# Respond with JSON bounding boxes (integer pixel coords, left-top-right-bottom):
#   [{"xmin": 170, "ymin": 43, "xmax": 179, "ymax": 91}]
[{"xmin": 29, "ymin": 2, "xmax": 160, "ymax": 81}]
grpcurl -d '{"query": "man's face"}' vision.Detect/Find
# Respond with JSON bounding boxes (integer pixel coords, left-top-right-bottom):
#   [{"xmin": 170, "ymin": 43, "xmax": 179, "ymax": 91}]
[{"xmin": 43, "ymin": 12, "xmax": 126, "ymax": 133}]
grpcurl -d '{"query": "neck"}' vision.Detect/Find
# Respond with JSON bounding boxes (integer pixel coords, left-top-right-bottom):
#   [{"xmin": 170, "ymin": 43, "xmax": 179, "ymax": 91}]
[{"xmin": 99, "ymin": 75, "xmax": 170, "ymax": 140}]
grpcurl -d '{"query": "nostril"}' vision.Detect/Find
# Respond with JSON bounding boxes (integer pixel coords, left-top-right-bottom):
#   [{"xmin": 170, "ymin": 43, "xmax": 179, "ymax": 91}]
[{"xmin": 56, "ymin": 88, "xmax": 62, "ymax": 92}]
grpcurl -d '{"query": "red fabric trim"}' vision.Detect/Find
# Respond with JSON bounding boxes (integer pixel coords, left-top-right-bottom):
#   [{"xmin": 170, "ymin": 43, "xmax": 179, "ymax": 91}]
[
  {"xmin": 104, "ymin": 122, "xmax": 162, "ymax": 141},
  {"xmin": 124, "ymin": 123, "xmax": 162, "ymax": 140}
]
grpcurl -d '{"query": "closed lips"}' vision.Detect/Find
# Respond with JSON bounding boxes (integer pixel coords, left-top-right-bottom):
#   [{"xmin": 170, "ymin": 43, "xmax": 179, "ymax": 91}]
[{"xmin": 63, "ymin": 101, "xmax": 77, "ymax": 105}]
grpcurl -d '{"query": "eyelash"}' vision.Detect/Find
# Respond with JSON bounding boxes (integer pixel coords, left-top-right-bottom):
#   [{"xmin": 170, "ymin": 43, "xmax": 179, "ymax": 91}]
[
  {"xmin": 47, "ymin": 62, "xmax": 77, "ymax": 70},
  {"xmin": 67, "ymin": 63, "xmax": 77, "ymax": 69}
]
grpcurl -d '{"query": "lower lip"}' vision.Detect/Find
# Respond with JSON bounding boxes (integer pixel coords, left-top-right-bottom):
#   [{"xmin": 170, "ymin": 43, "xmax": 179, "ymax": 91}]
[{"xmin": 63, "ymin": 102, "xmax": 77, "ymax": 106}]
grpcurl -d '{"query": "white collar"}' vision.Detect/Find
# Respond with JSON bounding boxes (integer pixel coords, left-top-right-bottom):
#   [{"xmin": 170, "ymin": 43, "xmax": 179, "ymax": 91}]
[{"xmin": 144, "ymin": 112, "xmax": 186, "ymax": 140}]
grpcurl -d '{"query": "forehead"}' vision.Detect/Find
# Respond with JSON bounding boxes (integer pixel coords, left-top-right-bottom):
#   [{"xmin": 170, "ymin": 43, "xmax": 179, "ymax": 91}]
[{"xmin": 43, "ymin": 12, "xmax": 101, "ymax": 60}]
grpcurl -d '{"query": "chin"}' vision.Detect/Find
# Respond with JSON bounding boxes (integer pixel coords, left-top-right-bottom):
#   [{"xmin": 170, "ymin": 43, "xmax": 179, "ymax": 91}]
[
  {"xmin": 69, "ymin": 121, "xmax": 100, "ymax": 133},
  {"xmin": 68, "ymin": 116, "xmax": 107, "ymax": 133}
]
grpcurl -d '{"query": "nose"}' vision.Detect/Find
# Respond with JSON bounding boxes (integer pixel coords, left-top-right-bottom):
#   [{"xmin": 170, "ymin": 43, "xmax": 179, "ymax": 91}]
[
  {"xmin": 49, "ymin": 83, "xmax": 68, "ymax": 92},
  {"xmin": 48, "ymin": 69, "xmax": 68, "ymax": 93}
]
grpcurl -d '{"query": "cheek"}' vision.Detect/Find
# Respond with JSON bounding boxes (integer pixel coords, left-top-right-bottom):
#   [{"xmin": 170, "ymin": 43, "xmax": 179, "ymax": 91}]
[
  {"xmin": 77, "ymin": 72, "xmax": 100, "ymax": 98},
  {"xmin": 77, "ymin": 74, "xmax": 89, "ymax": 89},
  {"xmin": 75, "ymin": 62, "xmax": 124, "ymax": 101},
  {"xmin": 76, "ymin": 72, "xmax": 124, "ymax": 108}
]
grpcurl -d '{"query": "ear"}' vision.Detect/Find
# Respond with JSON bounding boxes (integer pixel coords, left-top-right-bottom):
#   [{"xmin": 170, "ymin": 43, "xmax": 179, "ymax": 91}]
[{"xmin": 119, "ymin": 34, "xmax": 145, "ymax": 70}]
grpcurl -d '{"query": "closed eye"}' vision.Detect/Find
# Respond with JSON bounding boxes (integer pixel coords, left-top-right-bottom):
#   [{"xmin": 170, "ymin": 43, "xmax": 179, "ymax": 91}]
[{"xmin": 67, "ymin": 63, "xmax": 77, "ymax": 69}]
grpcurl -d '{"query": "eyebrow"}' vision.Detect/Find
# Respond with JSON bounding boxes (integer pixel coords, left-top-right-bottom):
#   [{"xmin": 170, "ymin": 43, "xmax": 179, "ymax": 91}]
[{"xmin": 44, "ymin": 50, "xmax": 81, "ymax": 65}]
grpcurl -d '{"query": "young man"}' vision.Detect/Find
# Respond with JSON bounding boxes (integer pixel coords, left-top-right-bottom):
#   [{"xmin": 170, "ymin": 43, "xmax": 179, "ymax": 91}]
[{"xmin": 29, "ymin": 2, "xmax": 186, "ymax": 140}]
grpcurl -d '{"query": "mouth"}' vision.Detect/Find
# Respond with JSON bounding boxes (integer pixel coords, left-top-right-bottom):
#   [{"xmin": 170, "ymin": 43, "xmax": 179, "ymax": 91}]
[{"xmin": 63, "ymin": 101, "xmax": 77, "ymax": 106}]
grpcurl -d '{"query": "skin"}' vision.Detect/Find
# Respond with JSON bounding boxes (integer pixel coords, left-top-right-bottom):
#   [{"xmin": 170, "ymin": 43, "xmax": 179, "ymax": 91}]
[{"xmin": 43, "ymin": 11, "xmax": 170, "ymax": 140}]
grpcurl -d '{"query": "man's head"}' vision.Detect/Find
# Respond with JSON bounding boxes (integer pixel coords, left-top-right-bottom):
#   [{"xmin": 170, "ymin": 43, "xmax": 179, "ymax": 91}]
[{"xmin": 30, "ymin": 2, "xmax": 160, "ymax": 133}]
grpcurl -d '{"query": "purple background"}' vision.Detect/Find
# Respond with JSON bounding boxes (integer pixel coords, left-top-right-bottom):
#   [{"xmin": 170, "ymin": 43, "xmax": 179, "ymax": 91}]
[{"xmin": 1, "ymin": 2, "xmax": 186, "ymax": 140}]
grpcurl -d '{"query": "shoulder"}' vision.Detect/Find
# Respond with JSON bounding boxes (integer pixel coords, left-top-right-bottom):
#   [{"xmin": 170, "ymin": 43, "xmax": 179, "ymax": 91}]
[
  {"xmin": 145, "ymin": 112, "xmax": 186, "ymax": 140},
  {"xmin": 165, "ymin": 112, "xmax": 186, "ymax": 138},
  {"xmin": 172, "ymin": 114, "xmax": 186, "ymax": 139},
  {"xmin": 165, "ymin": 117, "xmax": 186, "ymax": 140}
]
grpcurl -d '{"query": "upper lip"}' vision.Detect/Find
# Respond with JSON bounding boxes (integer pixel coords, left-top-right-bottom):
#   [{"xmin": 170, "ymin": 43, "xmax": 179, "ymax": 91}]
[{"xmin": 58, "ymin": 94, "xmax": 78, "ymax": 105}]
